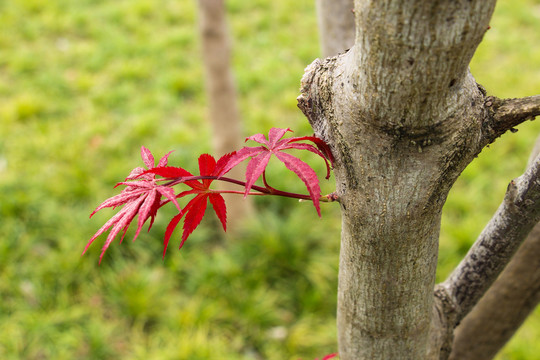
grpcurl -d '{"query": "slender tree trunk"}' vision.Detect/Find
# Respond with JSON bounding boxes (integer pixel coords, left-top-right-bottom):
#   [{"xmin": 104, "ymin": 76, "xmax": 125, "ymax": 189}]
[
  {"xmin": 198, "ymin": 0, "xmax": 252, "ymax": 227},
  {"xmin": 315, "ymin": 0, "xmax": 355, "ymax": 57},
  {"xmin": 298, "ymin": 1, "xmax": 540, "ymax": 358}
]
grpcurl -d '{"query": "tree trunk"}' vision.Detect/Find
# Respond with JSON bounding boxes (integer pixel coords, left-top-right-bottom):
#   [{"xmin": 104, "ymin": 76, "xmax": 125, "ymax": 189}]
[
  {"xmin": 198, "ymin": 0, "xmax": 252, "ymax": 228},
  {"xmin": 315, "ymin": 0, "xmax": 355, "ymax": 57},
  {"xmin": 298, "ymin": 1, "xmax": 540, "ymax": 358}
]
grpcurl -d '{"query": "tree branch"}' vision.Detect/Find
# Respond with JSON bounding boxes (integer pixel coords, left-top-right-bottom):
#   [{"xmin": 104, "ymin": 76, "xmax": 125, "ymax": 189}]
[
  {"xmin": 449, "ymin": 225, "xmax": 540, "ymax": 360},
  {"xmin": 448, "ymin": 136, "xmax": 540, "ymax": 360},
  {"xmin": 483, "ymin": 95, "xmax": 540, "ymax": 144},
  {"xmin": 440, "ymin": 152, "xmax": 540, "ymax": 326}
]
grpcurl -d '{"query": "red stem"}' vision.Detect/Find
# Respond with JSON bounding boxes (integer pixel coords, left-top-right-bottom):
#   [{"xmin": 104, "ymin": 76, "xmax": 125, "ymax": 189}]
[
  {"xmin": 262, "ymin": 171, "xmax": 279, "ymax": 193},
  {"xmin": 213, "ymin": 190, "xmax": 267, "ymax": 196},
  {"xmin": 161, "ymin": 175, "xmax": 313, "ymax": 201}
]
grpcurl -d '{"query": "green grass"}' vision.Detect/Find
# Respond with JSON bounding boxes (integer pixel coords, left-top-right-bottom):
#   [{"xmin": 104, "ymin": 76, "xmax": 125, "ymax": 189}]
[{"xmin": 0, "ymin": 0, "xmax": 539, "ymax": 359}]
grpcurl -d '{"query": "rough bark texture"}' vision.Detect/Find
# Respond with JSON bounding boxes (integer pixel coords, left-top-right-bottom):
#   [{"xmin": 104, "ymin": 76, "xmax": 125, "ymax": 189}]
[
  {"xmin": 298, "ymin": 1, "xmax": 540, "ymax": 358},
  {"xmin": 483, "ymin": 95, "xmax": 540, "ymax": 146},
  {"xmin": 448, "ymin": 140, "xmax": 540, "ymax": 360},
  {"xmin": 198, "ymin": 0, "xmax": 252, "ymax": 225},
  {"xmin": 316, "ymin": 0, "xmax": 355, "ymax": 57},
  {"xmin": 296, "ymin": 0, "xmax": 521, "ymax": 358}
]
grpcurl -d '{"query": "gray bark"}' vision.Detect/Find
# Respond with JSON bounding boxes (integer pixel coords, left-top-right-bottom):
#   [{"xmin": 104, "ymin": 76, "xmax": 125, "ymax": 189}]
[
  {"xmin": 198, "ymin": 0, "xmax": 252, "ymax": 226},
  {"xmin": 448, "ymin": 139, "xmax": 540, "ymax": 360},
  {"xmin": 298, "ymin": 1, "xmax": 540, "ymax": 358},
  {"xmin": 450, "ymin": 226, "xmax": 540, "ymax": 360},
  {"xmin": 442, "ymin": 152, "xmax": 540, "ymax": 324},
  {"xmin": 316, "ymin": 0, "xmax": 355, "ymax": 57}
]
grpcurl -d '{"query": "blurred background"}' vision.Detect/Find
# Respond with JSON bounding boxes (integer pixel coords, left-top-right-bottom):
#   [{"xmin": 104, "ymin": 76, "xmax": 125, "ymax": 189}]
[{"xmin": 0, "ymin": 0, "xmax": 539, "ymax": 359}]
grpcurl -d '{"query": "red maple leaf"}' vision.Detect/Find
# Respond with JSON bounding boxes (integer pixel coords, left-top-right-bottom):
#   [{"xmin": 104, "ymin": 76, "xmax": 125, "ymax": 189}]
[
  {"xmin": 84, "ymin": 147, "xmax": 182, "ymax": 263},
  {"xmin": 221, "ymin": 127, "xmax": 332, "ymax": 216},
  {"xmin": 145, "ymin": 153, "xmax": 232, "ymax": 258}
]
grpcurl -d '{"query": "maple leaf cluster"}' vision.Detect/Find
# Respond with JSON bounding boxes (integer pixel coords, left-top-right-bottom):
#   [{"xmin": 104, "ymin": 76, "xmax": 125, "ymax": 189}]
[{"xmin": 85, "ymin": 128, "xmax": 335, "ymax": 263}]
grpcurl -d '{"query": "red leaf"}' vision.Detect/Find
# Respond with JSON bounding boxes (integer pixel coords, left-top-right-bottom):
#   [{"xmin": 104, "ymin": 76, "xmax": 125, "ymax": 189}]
[
  {"xmin": 97, "ymin": 197, "xmax": 145, "ymax": 263},
  {"xmin": 217, "ymin": 128, "xmax": 331, "ymax": 214},
  {"xmin": 161, "ymin": 189, "xmax": 201, "ymax": 258},
  {"xmin": 163, "ymin": 211, "xmax": 186, "ymax": 259},
  {"xmin": 155, "ymin": 186, "xmax": 182, "ymax": 211},
  {"xmin": 146, "ymin": 195, "xmax": 162, "ymax": 231},
  {"xmin": 198, "ymin": 153, "xmax": 217, "ymax": 188},
  {"xmin": 161, "ymin": 153, "xmax": 230, "ymax": 255},
  {"xmin": 290, "ymin": 135, "xmax": 335, "ymax": 166},
  {"xmin": 88, "ymin": 130, "xmax": 332, "ymax": 262},
  {"xmin": 215, "ymin": 152, "xmax": 236, "ymax": 177},
  {"xmin": 133, "ymin": 189, "xmax": 159, "ymax": 241},
  {"xmin": 275, "ymin": 151, "xmax": 321, "ymax": 216},
  {"xmin": 114, "ymin": 181, "xmax": 154, "ymax": 190},
  {"xmin": 198, "ymin": 153, "xmax": 216, "ymax": 176},
  {"xmin": 126, "ymin": 167, "xmax": 147, "ymax": 180},
  {"xmin": 181, "ymin": 195, "xmax": 208, "ymax": 247},
  {"xmin": 280, "ymin": 142, "xmax": 331, "ymax": 179},
  {"xmin": 245, "ymin": 132, "xmax": 267, "ymax": 145},
  {"xmin": 219, "ymin": 146, "xmax": 265, "ymax": 177},
  {"xmin": 267, "ymin": 127, "xmax": 292, "ymax": 147},
  {"xmin": 142, "ymin": 166, "xmax": 193, "ymax": 179},
  {"xmin": 244, "ymin": 152, "xmax": 272, "ymax": 196},
  {"xmin": 140, "ymin": 146, "xmax": 155, "ymax": 169},
  {"xmin": 86, "ymin": 147, "xmax": 186, "ymax": 263},
  {"xmin": 209, "ymin": 193, "xmax": 227, "ymax": 231},
  {"xmin": 157, "ymin": 150, "xmax": 174, "ymax": 167},
  {"xmin": 90, "ymin": 187, "xmax": 148, "ymax": 216},
  {"xmin": 86, "ymin": 206, "xmax": 131, "ymax": 253}
]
